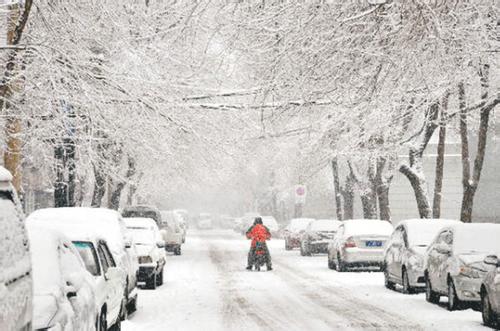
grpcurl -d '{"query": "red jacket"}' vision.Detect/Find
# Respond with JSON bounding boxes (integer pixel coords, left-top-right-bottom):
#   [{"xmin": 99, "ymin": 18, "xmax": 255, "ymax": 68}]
[{"xmin": 246, "ymin": 224, "xmax": 271, "ymax": 247}]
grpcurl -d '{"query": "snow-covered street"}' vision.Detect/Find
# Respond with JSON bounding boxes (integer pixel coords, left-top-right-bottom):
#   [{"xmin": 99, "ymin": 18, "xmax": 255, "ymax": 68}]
[{"xmin": 123, "ymin": 230, "xmax": 488, "ymax": 331}]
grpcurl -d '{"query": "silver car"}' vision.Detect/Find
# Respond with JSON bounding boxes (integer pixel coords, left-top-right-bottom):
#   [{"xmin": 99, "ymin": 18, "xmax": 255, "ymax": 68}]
[
  {"xmin": 328, "ymin": 219, "xmax": 393, "ymax": 272},
  {"xmin": 300, "ymin": 219, "xmax": 341, "ymax": 256},
  {"xmin": 481, "ymin": 255, "xmax": 500, "ymax": 328},
  {"xmin": 384, "ymin": 219, "xmax": 458, "ymax": 294},
  {"xmin": 424, "ymin": 223, "xmax": 500, "ymax": 311}
]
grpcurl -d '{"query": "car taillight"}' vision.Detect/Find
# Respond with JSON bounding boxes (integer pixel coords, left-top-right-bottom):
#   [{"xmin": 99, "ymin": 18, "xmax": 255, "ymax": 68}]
[{"xmin": 344, "ymin": 237, "xmax": 356, "ymax": 248}]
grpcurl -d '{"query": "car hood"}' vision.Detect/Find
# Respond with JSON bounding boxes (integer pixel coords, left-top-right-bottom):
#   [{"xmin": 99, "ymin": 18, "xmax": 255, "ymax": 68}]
[
  {"xmin": 410, "ymin": 246, "xmax": 427, "ymax": 256},
  {"xmin": 33, "ymin": 294, "xmax": 59, "ymax": 329},
  {"xmin": 458, "ymin": 253, "xmax": 489, "ymax": 266}
]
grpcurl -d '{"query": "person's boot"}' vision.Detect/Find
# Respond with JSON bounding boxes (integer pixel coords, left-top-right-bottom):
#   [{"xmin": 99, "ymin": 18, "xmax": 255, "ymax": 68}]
[{"xmin": 267, "ymin": 265, "xmax": 273, "ymax": 271}]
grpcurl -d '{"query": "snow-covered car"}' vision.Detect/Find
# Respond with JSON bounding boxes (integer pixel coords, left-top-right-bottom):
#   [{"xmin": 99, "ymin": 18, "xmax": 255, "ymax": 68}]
[
  {"xmin": 122, "ymin": 205, "xmax": 162, "ymax": 225},
  {"xmin": 197, "ymin": 213, "xmax": 213, "ymax": 230},
  {"xmin": 284, "ymin": 218, "xmax": 314, "ymax": 250},
  {"xmin": 384, "ymin": 219, "xmax": 459, "ymax": 294},
  {"xmin": 124, "ymin": 217, "xmax": 166, "ymax": 289},
  {"xmin": 262, "ymin": 216, "xmax": 280, "ymax": 237},
  {"xmin": 481, "ymin": 255, "xmax": 500, "ymax": 328},
  {"xmin": 328, "ymin": 219, "xmax": 393, "ymax": 272},
  {"xmin": 0, "ymin": 167, "xmax": 32, "ymax": 331},
  {"xmin": 300, "ymin": 219, "xmax": 341, "ymax": 256},
  {"xmin": 160, "ymin": 211, "xmax": 184, "ymax": 255},
  {"xmin": 27, "ymin": 214, "xmax": 130, "ymax": 331},
  {"xmin": 26, "ymin": 225, "xmax": 97, "ymax": 331},
  {"xmin": 27, "ymin": 208, "xmax": 138, "ymax": 317},
  {"xmin": 424, "ymin": 223, "xmax": 500, "ymax": 311}
]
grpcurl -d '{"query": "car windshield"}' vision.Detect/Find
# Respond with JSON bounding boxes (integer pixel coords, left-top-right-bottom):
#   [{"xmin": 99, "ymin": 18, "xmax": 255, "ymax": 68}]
[
  {"xmin": 123, "ymin": 210, "xmax": 159, "ymax": 223},
  {"xmin": 128, "ymin": 228, "xmax": 155, "ymax": 245},
  {"xmin": 73, "ymin": 241, "xmax": 100, "ymax": 276}
]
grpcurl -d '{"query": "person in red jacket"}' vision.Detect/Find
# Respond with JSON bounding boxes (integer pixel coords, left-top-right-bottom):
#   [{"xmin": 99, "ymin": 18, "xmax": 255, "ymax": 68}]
[{"xmin": 246, "ymin": 217, "xmax": 272, "ymax": 271}]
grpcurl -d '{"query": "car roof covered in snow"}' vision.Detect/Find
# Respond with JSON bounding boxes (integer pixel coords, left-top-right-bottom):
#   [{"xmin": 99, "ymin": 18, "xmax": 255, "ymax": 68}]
[
  {"xmin": 310, "ymin": 219, "xmax": 342, "ymax": 232},
  {"xmin": 0, "ymin": 166, "xmax": 13, "ymax": 182},
  {"xmin": 288, "ymin": 218, "xmax": 314, "ymax": 231},
  {"xmin": 396, "ymin": 218, "xmax": 459, "ymax": 247},
  {"xmin": 341, "ymin": 219, "xmax": 393, "ymax": 236},
  {"xmin": 444, "ymin": 223, "xmax": 500, "ymax": 256},
  {"xmin": 27, "ymin": 208, "xmax": 125, "ymax": 253}
]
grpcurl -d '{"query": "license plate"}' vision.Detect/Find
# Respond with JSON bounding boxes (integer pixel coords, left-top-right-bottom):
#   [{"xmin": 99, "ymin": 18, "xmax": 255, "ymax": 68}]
[{"xmin": 365, "ymin": 240, "xmax": 382, "ymax": 247}]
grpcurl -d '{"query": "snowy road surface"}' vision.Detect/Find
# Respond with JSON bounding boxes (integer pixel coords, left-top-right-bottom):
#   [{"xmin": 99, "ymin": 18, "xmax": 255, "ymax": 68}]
[{"xmin": 123, "ymin": 230, "xmax": 488, "ymax": 331}]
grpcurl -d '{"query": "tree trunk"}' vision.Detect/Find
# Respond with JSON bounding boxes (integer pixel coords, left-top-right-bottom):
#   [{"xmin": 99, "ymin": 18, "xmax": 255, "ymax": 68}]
[
  {"xmin": 459, "ymin": 64, "xmax": 493, "ymax": 223},
  {"xmin": 331, "ymin": 158, "xmax": 343, "ymax": 221},
  {"xmin": 399, "ymin": 102, "xmax": 439, "ymax": 218},
  {"xmin": 341, "ymin": 173, "xmax": 355, "ymax": 220},
  {"xmin": 54, "ymin": 143, "xmax": 67, "ymax": 207},
  {"xmin": 360, "ymin": 191, "xmax": 377, "ymax": 219},
  {"xmin": 432, "ymin": 92, "xmax": 449, "ymax": 218},
  {"xmin": 108, "ymin": 180, "xmax": 126, "ymax": 210},
  {"xmin": 375, "ymin": 157, "xmax": 393, "ymax": 221},
  {"xmin": 91, "ymin": 163, "xmax": 106, "ymax": 207}
]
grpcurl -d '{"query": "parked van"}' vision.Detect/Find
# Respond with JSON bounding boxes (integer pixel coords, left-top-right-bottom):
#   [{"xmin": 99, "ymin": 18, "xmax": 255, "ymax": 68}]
[{"xmin": 0, "ymin": 166, "xmax": 32, "ymax": 331}]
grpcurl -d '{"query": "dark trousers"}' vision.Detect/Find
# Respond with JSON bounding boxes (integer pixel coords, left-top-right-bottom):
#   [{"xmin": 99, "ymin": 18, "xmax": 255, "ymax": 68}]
[{"xmin": 247, "ymin": 243, "xmax": 272, "ymax": 269}]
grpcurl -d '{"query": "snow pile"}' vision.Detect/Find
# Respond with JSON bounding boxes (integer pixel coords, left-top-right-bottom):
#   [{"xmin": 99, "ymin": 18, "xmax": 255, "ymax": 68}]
[
  {"xmin": 311, "ymin": 219, "xmax": 341, "ymax": 232},
  {"xmin": 343, "ymin": 219, "xmax": 393, "ymax": 236}
]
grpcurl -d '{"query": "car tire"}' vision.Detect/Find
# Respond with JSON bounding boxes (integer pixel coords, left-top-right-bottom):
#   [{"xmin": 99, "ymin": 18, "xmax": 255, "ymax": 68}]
[
  {"xmin": 448, "ymin": 278, "xmax": 461, "ymax": 311},
  {"xmin": 336, "ymin": 253, "xmax": 347, "ymax": 272},
  {"xmin": 402, "ymin": 268, "xmax": 415, "ymax": 294},
  {"xmin": 482, "ymin": 289, "xmax": 497, "ymax": 327},
  {"xmin": 174, "ymin": 246, "xmax": 181, "ymax": 255},
  {"xmin": 425, "ymin": 274, "xmax": 440, "ymax": 304},
  {"xmin": 156, "ymin": 269, "xmax": 163, "ymax": 286},
  {"xmin": 285, "ymin": 239, "xmax": 291, "ymax": 251},
  {"xmin": 305, "ymin": 244, "xmax": 312, "ymax": 256},
  {"xmin": 384, "ymin": 267, "xmax": 396, "ymax": 290},
  {"xmin": 300, "ymin": 244, "xmax": 305, "ymax": 256},
  {"xmin": 328, "ymin": 255, "xmax": 336, "ymax": 270}
]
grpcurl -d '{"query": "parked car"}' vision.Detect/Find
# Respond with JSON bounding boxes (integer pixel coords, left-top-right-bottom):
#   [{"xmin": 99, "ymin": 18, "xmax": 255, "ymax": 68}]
[
  {"xmin": 27, "ymin": 208, "xmax": 138, "ymax": 317},
  {"xmin": 124, "ymin": 217, "xmax": 166, "ymax": 289},
  {"xmin": 384, "ymin": 219, "xmax": 459, "ymax": 294},
  {"xmin": 328, "ymin": 219, "xmax": 393, "ymax": 271},
  {"xmin": 284, "ymin": 218, "xmax": 314, "ymax": 250},
  {"xmin": 26, "ymin": 225, "xmax": 97, "ymax": 331},
  {"xmin": 197, "ymin": 213, "xmax": 213, "ymax": 230},
  {"xmin": 481, "ymin": 255, "xmax": 500, "ymax": 328},
  {"xmin": 159, "ymin": 211, "xmax": 184, "ymax": 255},
  {"xmin": 300, "ymin": 219, "xmax": 341, "ymax": 256},
  {"xmin": 122, "ymin": 205, "xmax": 162, "ymax": 225},
  {"xmin": 0, "ymin": 167, "xmax": 32, "ymax": 331},
  {"xmin": 424, "ymin": 223, "xmax": 500, "ymax": 311},
  {"xmin": 27, "ymin": 215, "xmax": 128, "ymax": 331},
  {"xmin": 262, "ymin": 216, "xmax": 280, "ymax": 237}
]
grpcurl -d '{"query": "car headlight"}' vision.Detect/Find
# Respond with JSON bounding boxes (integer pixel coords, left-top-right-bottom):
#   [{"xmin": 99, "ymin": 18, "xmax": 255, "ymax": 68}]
[
  {"xmin": 138, "ymin": 256, "xmax": 153, "ymax": 264},
  {"xmin": 459, "ymin": 265, "xmax": 481, "ymax": 278}
]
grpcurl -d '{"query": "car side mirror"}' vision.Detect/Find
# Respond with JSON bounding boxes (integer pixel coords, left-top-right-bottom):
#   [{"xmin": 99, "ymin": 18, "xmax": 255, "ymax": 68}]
[
  {"xmin": 124, "ymin": 239, "xmax": 132, "ymax": 249},
  {"xmin": 484, "ymin": 255, "xmax": 499, "ymax": 266},
  {"xmin": 435, "ymin": 243, "xmax": 451, "ymax": 255},
  {"xmin": 156, "ymin": 240, "xmax": 165, "ymax": 249}
]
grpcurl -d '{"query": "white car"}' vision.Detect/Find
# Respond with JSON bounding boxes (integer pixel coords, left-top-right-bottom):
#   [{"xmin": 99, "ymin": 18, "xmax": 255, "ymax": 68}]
[
  {"xmin": 300, "ymin": 219, "xmax": 341, "ymax": 256},
  {"xmin": 26, "ymin": 225, "xmax": 97, "ymax": 331},
  {"xmin": 0, "ymin": 167, "xmax": 32, "ymax": 331},
  {"xmin": 328, "ymin": 219, "xmax": 393, "ymax": 271},
  {"xmin": 27, "ymin": 208, "xmax": 138, "ymax": 318},
  {"xmin": 384, "ymin": 219, "xmax": 459, "ymax": 294},
  {"xmin": 124, "ymin": 217, "xmax": 167, "ymax": 289},
  {"xmin": 160, "ymin": 211, "xmax": 184, "ymax": 255}
]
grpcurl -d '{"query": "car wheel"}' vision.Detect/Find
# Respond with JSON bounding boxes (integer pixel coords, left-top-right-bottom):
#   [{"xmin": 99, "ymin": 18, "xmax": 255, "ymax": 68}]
[
  {"xmin": 175, "ymin": 247, "xmax": 182, "ymax": 255},
  {"xmin": 156, "ymin": 269, "xmax": 163, "ymax": 286},
  {"xmin": 305, "ymin": 244, "xmax": 312, "ymax": 256},
  {"xmin": 384, "ymin": 267, "xmax": 396, "ymax": 290},
  {"xmin": 402, "ymin": 268, "xmax": 414, "ymax": 294},
  {"xmin": 285, "ymin": 239, "xmax": 291, "ymax": 251},
  {"xmin": 482, "ymin": 289, "xmax": 497, "ymax": 327},
  {"xmin": 425, "ymin": 274, "xmax": 440, "ymax": 304},
  {"xmin": 336, "ymin": 253, "xmax": 346, "ymax": 272},
  {"xmin": 98, "ymin": 309, "xmax": 107, "ymax": 331},
  {"xmin": 328, "ymin": 255, "xmax": 336, "ymax": 270},
  {"xmin": 300, "ymin": 244, "xmax": 305, "ymax": 256},
  {"xmin": 147, "ymin": 273, "xmax": 157, "ymax": 290},
  {"xmin": 448, "ymin": 278, "xmax": 461, "ymax": 311}
]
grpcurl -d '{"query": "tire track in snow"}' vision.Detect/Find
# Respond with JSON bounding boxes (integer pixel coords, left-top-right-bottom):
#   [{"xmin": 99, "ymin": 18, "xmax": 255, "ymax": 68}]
[{"xmin": 273, "ymin": 257, "xmax": 424, "ymax": 330}]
